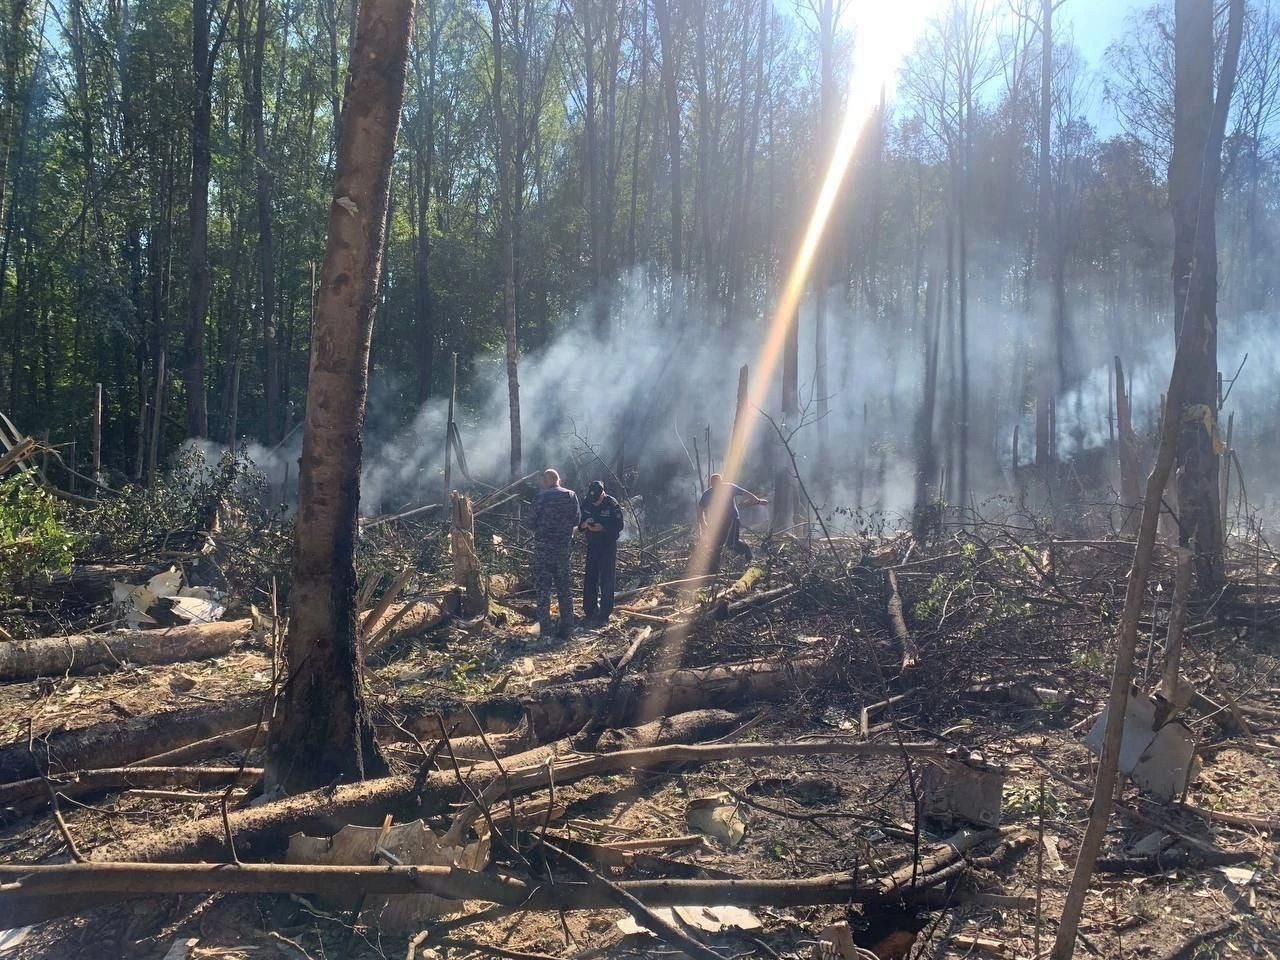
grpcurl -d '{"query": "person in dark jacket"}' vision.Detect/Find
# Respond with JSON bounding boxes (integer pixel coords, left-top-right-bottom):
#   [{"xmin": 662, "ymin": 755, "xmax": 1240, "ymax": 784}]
[
  {"xmin": 527, "ymin": 468, "xmax": 580, "ymax": 638},
  {"xmin": 698, "ymin": 473, "xmax": 767, "ymax": 572},
  {"xmin": 579, "ymin": 479, "xmax": 624, "ymax": 626}
]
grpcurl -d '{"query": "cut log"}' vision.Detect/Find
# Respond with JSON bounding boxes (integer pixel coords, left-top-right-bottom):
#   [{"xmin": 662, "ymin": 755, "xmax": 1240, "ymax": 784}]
[
  {"xmin": 0, "ymin": 695, "xmax": 264, "ymax": 785},
  {"xmin": 401, "ymin": 656, "xmax": 823, "ymax": 745},
  {"xmin": 14, "ymin": 563, "xmax": 169, "ymax": 606},
  {"xmin": 0, "ymin": 619, "xmax": 253, "ymax": 681},
  {"xmin": 363, "ymin": 599, "xmax": 448, "ymax": 653},
  {"xmin": 580, "ymin": 709, "xmax": 741, "ymax": 753}
]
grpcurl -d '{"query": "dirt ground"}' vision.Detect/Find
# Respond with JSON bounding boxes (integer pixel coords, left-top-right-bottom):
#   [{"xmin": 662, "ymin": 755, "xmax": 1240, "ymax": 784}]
[{"xmin": 3, "ymin": 522, "xmax": 1280, "ymax": 960}]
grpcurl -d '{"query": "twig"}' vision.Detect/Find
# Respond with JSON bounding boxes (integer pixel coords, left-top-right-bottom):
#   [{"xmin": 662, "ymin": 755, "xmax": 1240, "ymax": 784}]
[
  {"xmin": 435, "ymin": 939, "xmax": 563, "ymax": 960},
  {"xmin": 540, "ymin": 840, "xmax": 725, "ymax": 960},
  {"xmin": 27, "ymin": 720, "xmax": 84, "ymax": 862},
  {"xmin": 1156, "ymin": 919, "xmax": 1237, "ymax": 960}
]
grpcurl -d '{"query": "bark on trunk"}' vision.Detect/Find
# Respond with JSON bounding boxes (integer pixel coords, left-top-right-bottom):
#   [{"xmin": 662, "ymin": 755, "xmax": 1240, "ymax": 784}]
[
  {"xmin": 263, "ymin": 0, "xmax": 416, "ymax": 794},
  {"xmin": 251, "ymin": 0, "xmax": 280, "ymax": 444},
  {"xmin": 0, "ymin": 619, "xmax": 252, "ymax": 681},
  {"xmin": 488, "ymin": 0, "xmax": 522, "ymax": 480},
  {"xmin": 1167, "ymin": 0, "xmax": 1242, "ymax": 591},
  {"xmin": 1033, "ymin": 0, "xmax": 1054, "ymax": 468},
  {"xmin": 184, "ymin": 0, "xmax": 217, "ymax": 438},
  {"xmin": 652, "ymin": 0, "xmax": 682, "ymax": 285},
  {"xmin": 401, "ymin": 656, "xmax": 823, "ymax": 745}
]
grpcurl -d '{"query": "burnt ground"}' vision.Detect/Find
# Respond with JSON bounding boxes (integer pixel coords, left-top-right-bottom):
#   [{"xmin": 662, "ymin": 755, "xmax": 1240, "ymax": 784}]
[{"xmin": 3, "ymin": 513, "xmax": 1280, "ymax": 960}]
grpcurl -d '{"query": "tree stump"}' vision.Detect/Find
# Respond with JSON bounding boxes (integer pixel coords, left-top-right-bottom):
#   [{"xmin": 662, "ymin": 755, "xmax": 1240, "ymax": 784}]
[{"xmin": 450, "ymin": 491, "xmax": 488, "ymax": 617}]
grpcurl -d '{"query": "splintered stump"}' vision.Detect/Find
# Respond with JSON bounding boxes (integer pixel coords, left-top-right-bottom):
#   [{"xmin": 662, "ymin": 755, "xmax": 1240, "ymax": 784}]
[{"xmin": 450, "ymin": 491, "xmax": 488, "ymax": 617}]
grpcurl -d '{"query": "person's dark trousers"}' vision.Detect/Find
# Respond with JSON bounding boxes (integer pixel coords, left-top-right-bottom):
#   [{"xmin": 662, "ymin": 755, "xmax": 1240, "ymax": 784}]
[
  {"xmin": 583, "ymin": 538, "xmax": 617, "ymax": 620},
  {"xmin": 725, "ymin": 517, "xmax": 752, "ymax": 561}
]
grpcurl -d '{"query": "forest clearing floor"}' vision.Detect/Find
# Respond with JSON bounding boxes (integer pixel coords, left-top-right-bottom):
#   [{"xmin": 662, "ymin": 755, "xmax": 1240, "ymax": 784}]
[{"xmin": 3, "ymin": 507, "xmax": 1280, "ymax": 960}]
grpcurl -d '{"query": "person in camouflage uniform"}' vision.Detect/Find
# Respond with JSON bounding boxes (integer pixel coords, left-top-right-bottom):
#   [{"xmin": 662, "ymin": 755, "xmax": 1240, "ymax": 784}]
[{"xmin": 527, "ymin": 468, "xmax": 580, "ymax": 638}]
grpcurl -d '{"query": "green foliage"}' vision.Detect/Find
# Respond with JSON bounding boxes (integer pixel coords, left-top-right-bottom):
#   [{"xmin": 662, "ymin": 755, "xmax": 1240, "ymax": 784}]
[
  {"xmin": 1002, "ymin": 782, "xmax": 1060, "ymax": 820},
  {"xmin": 0, "ymin": 473, "xmax": 77, "ymax": 596}
]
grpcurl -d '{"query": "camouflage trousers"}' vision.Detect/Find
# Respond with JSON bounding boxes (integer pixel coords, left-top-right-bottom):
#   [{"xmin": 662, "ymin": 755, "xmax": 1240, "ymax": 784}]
[{"xmin": 534, "ymin": 545, "xmax": 574, "ymax": 634}]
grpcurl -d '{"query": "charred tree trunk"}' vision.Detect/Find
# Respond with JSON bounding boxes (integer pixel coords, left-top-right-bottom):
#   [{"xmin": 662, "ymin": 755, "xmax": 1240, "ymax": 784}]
[
  {"xmin": 1169, "ymin": 0, "xmax": 1242, "ymax": 590},
  {"xmin": 264, "ymin": 0, "xmax": 416, "ymax": 795}
]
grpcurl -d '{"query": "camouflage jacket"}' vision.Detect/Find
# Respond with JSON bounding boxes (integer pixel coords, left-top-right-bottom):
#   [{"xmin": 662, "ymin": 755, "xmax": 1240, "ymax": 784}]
[{"xmin": 528, "ymin": 485, "xmax": 581, "ymax": 548}]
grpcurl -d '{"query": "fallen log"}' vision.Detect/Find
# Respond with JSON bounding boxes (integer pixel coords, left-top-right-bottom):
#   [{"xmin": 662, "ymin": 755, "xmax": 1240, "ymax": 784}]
[
  {"xmin": 0, "ymin": 849, "xmax": 982, "ymax": 928},
  {"xmin": 89, "ymin": 740, "xmax": 947, "ymax": 867},
  {"xmin": 14, "ymin": 563, "xmax": 169, "ymax": 605},
  {"xmin": 0, "ymin": 619, "xmax": 253, "ymax": 681},
  {"xmin": 124, "ymin": 724, "xmax": 262, "ymax": 767},
  {"xmin": 0, "ymin": 695, "xmax": 264, "ymax": 785},
  {"xmin": 402, "ymin": 656, "xmax": 823, "ymax": 744},
  {"xmin": 364, "ymin": 599, "xmax": 449, "ymax": 653},
  {"xmin": 0, "ymin": 765, "xmax": 261, "ymax": 812}
]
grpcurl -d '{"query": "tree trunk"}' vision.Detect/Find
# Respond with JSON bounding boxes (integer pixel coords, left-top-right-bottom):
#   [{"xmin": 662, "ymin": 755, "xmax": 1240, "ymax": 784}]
[
  {"xmin": 1169, "ymin": 0, "xmax": 1242, "ymax": 591},
  {"xmin": 251, "ymin": 0, "xmax": 279, "ymax": 444},
  {"xmin": 488, "ymin": 0, "xmax": 522, "ymax": 480},
  {"xmin": 772, "ymin": 305, "xmax": 799, "ymax": 529},
  {"xmin": 185, "ymin": 0, "xmax": 219, "ymax": 439},
  {"xmin": 1033, "ymin": 0, "xmax": 1054, "ymax": 469},
  {"xmin": 263, "ymin": 0, "xmax": 416, "ymax": 795},
  {"xmin": 652, "ymin": 0, "xmax": 682, "ymax": 287}
]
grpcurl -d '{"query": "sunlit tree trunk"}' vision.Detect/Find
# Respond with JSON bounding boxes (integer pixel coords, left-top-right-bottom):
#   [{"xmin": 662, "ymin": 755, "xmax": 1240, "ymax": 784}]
[{"xmin": 263, "ymin": 0, "xmax": 415, "ymax": 795}]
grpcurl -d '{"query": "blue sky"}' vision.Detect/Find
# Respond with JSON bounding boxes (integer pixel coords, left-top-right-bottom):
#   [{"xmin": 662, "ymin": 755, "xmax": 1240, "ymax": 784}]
[{"xmin": 1065, "ymin": 0, "xmax": 1144, "ymax": 69}]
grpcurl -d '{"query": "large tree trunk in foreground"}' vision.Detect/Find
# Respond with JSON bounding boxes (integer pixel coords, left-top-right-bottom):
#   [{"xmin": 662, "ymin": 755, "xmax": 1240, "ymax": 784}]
[
  {"xmin": 0, "ymin": 619, "xmax": 252, "ymax": 680},
  {"xmin": 262, "ymin": 0, "xmax": 416, "ymax": 795},
  {"xmin": 1168, "ymin": 0, "xmax": 1241, "ymax": 592}
]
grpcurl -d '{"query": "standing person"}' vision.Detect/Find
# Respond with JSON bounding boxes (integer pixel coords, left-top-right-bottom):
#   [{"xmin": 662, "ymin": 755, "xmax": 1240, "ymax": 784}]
[
  {"xmin": 579, "ymin": 479, "xmax": 624, "ymax": 626},
  {"xmin": 698, "ymin": 473, "xmax": 768, "ymax": 572},
  {"xmin": 527, "ymin": 468, "xmax": 580, "ymax": 638}
]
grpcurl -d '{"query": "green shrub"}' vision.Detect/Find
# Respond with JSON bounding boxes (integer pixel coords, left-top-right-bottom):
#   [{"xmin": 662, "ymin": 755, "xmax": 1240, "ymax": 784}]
[{"xmin": 0, "ymin": 472, "xmax": 77, "ymax": 596}]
